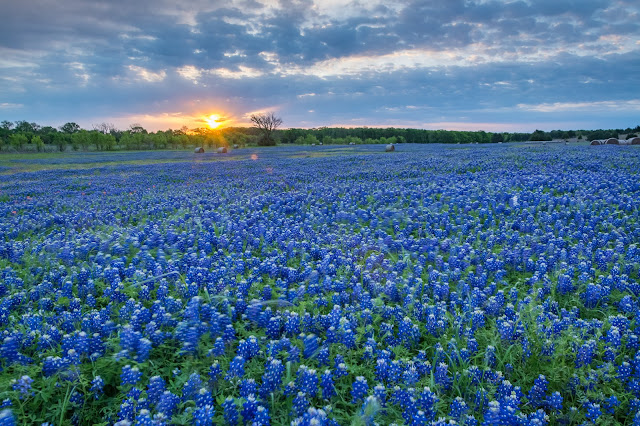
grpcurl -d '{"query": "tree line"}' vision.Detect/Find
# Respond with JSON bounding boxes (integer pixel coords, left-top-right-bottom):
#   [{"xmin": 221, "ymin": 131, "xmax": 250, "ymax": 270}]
[
  {"xmin": 0, "ymin": 120, "xmax": 263, "ymax": 152},
  {"xmin": 0, "ymin": 119, "xmax": 638, "ymax": 152},
  {"xmin": 281, "ymin": 126, "xmax": 639, "ymax": 145}
]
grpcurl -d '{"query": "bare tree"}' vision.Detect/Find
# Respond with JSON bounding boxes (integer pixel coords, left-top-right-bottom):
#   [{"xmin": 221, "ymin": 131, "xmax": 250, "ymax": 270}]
[
  {"xmin": 250, "ymin": 112, "xmax": 282, "ymax": 146},
  {"xmin": 129, "ymin": 123, "xmax": 147, "ymax": 134},
  {"xmin": 93, "ymin": 122, "xmax": 117, "ymax": 135}
]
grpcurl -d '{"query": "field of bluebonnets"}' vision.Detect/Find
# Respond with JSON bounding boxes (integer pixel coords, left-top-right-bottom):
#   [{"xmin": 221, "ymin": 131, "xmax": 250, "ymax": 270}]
[{"xmin": 1, "ymin": 143, "xmax": 640, "ymax": 426}]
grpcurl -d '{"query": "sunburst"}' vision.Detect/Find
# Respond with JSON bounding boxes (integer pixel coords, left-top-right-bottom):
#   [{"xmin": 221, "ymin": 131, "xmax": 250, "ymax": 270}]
[{"xmin": 205, "ymin": 114, "xmax": 223, "ymax": 129}]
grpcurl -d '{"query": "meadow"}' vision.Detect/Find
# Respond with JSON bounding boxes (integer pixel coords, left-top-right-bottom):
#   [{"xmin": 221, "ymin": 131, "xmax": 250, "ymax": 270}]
[{"xmin": 0, "ymin": 143, "xmax": 639, "ymax": 425}]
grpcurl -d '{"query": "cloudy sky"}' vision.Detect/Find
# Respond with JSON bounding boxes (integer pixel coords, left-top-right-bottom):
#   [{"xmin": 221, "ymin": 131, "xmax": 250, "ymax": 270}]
[{"xmin": 1, "ymin": 0, "xmax": 639, "ymax": 132}]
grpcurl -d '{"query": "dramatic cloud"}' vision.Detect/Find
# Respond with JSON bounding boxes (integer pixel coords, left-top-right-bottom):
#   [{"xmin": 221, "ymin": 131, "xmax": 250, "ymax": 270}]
[{"xmin": 1, "ymin": 0, "xmax": 638, "ymax": 131}]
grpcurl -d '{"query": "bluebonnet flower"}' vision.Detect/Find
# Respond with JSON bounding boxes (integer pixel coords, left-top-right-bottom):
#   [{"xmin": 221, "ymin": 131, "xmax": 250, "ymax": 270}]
[
  {"xmin": 316, "ymin": 346, "xmax": 330, "ymax": 366},
  {"xmin": 225, "ymin": 356, "xmax": 246, "ymax": 380},
  {"xmin": 359, "ymin": 395, "xmax": 381, "ymax": 425},
  {"xmin": 135, "ymin": 409, "xmax": 154, "ymax": 425},
  {"xmin": 351, "ymin": 376, "xmax": 369, "ymax": 403},
  {"xmin": 411, "ymin": 410, "xmax": 428, "ymax": 425},
  {"xmin": 546, "ymin": 391, "xmax": 562, "ymax": 412},
  {"xmin": 321, "ymin": 370, "xmax": 336, "ymax": 400},
  {"xmin": 156, "ymin": 391, "xmax": 180, "ymax": 418},
  {"xmin": 292, "ymin": 392, "xmax": 310, "ymax": 417},
  {"xmin": 11, "ymin": 376, "xmax": 33, "ymax": 399},
  {"xmin": 42, "ymin": 356, "xmax": 69, "ymax": 377},
  {"xmin": 239, "ymin": 379, "xmax": 258, "ymax": 399},
  {"xmin": 373, "ymin": 384, "xmax": 386, "ymax": 407},
  {"xmin": 266, "ymin": 317, "xmax": 281, "ymax": 339},
  {"xmin": 253, "ymin": 405, "xmax": 270, "ymax": 425},
  {"xmin": 527, "ymin": 375, "xmax": 548, "ymax": 408},
  {"xmin": 291, "ymin": 407, "xmax": 335, "ymax": 426},
  {"xmin": 585, "ymin": 402, "xmax": 602, "ymax": 422},
  {"xmin": 223, "ymin": 324, "xmax": 236, "ymax": 343},
  {"xmin": 209, "ymin": 337, "xmax": 226, "ymax": 357},
  {"xmin": 193, "ymin": 405, "xmax": 215, "ymax": 425},
  {"xmin": 528, "ymin": 409, "xmax": 549, "ymax": 425},
  {"xmin": 416, "ymin": 387, "xmax": 438, "ymax": 421},
  {"xmin": 120, "ymin": 365, "xmax": 142, "ymax": 386},
  {"xmin": 222, "ymin": 397, "xmax": 238, "ymax": 425},
  {"xmin": 335, "ymin": 362, "xmax": 348, "ymax": 378},
  {"xmin": 485, "ymin": 346, "xmax": 496, "ymax": 368},
  {"xmin": 1, "ymin": 337, "xmax": 29, "ymax": 366},
  {"xmin": 284, "ymin": 381, "xmax": 298, "ymax": 397},
  {"xmin": 182, "ymin": 373, "xmax": 203, "ymax": 402},
  {"xmin": 483, "ymin": 400, "xmax": 501, "ymax": 425},
  {"xmin": 434, "ymin": 362, "xmax": 452, "ymax": 391},
  {"xmin": 90, "ymin": 376, "xmax": 104, "ymax": 399},
  {"xmin": 602, "ymin": 395, "xmax": 619, "ymax": 415},
  {"xmin": 209, "ymin": 361, "xmax": 222, "ymax": 385},
  {"xmin": 260, "ymin": 358, "xmax": 284, "ymax": 398},
  {"xmin": 195, "ymin": 387, "xmax": 213, "ymax": 408},
  {"xmin": 237, "ymin": 336, "xmax": 260, "ymax": 360},
  {"xmin": 146, "ymin": 376, "xmax": 166, "ymax": 405},
  {"xmin": 303, "ymin": 334, "xmax": 318, "ymax": 359},
  {"xmin": 297, "ymin": 366, "xmax": 318, "ymax": 397},
  {"xmin": 241, "ymin": 395, "xmax": 258, "ymax": 423},
  {"xmin": 449, "ymin": 396, "xmax": 468, "ymax": 419},
  {"xmin": 117, "ymin": 399, "xmax": 134, "ymax": 422},
  {"xmin": 0, "ymin": 409, "xmax": 16, "ymax": 425},
  {"xmin": 375, "ymin": 358, "xmax": 388, "ymax": 383},
  {"xmin": 575, "ymin": 340, "xmax": 596, "ymax": 368},
  {"xmin": 402, "ymin": 365, "xmax": 419, "ymax": 387}
]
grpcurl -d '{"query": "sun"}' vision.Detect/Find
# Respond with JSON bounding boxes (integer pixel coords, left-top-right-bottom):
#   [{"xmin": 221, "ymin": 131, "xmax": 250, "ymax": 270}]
[{"xmin": 205, "ymin": 114, "xmax": 223, "ymax": 129}]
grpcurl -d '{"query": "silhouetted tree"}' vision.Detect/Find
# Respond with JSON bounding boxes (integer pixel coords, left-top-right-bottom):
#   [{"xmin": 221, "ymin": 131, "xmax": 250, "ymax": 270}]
[
  {"xmin": 60, "ymin": 122, "xmax": 80, "ymax": 134},
  {"xmin": 251, "ymin": 112, "xmax": 282, "ymax": 146}
]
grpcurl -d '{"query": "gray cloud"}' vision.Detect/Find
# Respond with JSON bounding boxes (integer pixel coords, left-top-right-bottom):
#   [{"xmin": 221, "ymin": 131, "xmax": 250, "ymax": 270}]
[{"xmin": 1, "ymin": 0, "xmax": 638, "ymax": 130}]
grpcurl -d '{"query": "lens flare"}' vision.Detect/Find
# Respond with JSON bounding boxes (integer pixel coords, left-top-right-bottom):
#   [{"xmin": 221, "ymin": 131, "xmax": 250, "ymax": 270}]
[{"xmin": 205, "ymin": 114, "xmax": 223, "ymax": 129}]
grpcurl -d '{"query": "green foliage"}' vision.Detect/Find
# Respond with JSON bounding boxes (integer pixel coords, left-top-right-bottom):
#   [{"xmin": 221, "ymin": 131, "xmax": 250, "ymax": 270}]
[
  {"xmin": 32, "ymin": 135, "xmax": 45, "ymax": 152},
  {"xmin": 0, "ymin": 118, "xmax": 637, "ymax": 152},
  {"xmin": 530, "ymin": 129, "xmax": 552, "ymax": 141},
  {"xmin": 295, "ymin": 134, "xmax": 320, "ymax": 145},
  {"xmin": 71, "ymin": 130, "xmax": 91, "ymax": 150},
  {"xmin": 257, "ymin": 134, "xmax": 277, "ymax": 146},
  {"xmin": 60, "ymin": 122, "xmax": 80, "ymax": 134},
  {"xmin": 51, "ymin": 132, "xmax": 69, "ymax": 151},
  {"xmin": 9, "ymin": 133, "xmax": 28, "ymax": 150}
]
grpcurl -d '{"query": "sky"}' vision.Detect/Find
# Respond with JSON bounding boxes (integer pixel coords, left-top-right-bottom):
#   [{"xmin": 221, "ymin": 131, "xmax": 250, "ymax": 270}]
[{"xmin": 1, "ymin": 0, "xmax": 639, "ymax": 132}]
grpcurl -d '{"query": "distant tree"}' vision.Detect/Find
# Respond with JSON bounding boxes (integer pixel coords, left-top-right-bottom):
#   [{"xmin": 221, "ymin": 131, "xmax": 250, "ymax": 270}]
[
  {"xmin": 152, "ymin": 132, "xmax": 168, "ymax": 149},
  {"xmin": 296, "ymin": 134, "xmax": 319, "ymax": 145},
  {"xmin": 9, "ymin": 133, "xmax": 28, "ymax": 150},
  {"xmin": 14, "ymin": 121, "xmax": 39, "ymax": 133},
  {"xmin": 60, "ymin": 122, "xmax": 81, "ymax": 134},
  {"xmin": 104, "ymin": 133, "xmax": 116, "ymax": 150},
  {"xmin": 71, "ymin": 131, "xmax": 91, "ymax": 150},
  {"xmin": 32, "ymin": 135, "xmax": 45, "ymax": 152},
  {"xmin": 587, "ymin": 129, "xmax": 616, "ymax": 140},
  {"xmin": 51, "ymin": 133, "xmax": 68, "ymax": 151},
  {"xmin": 94, "ymin": 122, "xmax": 117, "ymax": 135},
  {"xmin": 177, "ymin": 134, "xmax": 189, "ymax": 149},
  {"xmin": 250, "ymin": 112, "xmax": 282, "ymax": 146},
  {"xmin": 281, "ymin": 128, "xmax": 305, "ymax": 144},
  {"xmin": 173, "ymin": 125, "xmax": 189, "ymax": 136},
  {"xmin": 1, "ymin": 120, "xmax": 13, "ymax": 130},
  {"xmin": 491, "ymin": 132, "xmax": 504, "ymax": 143},
  {"xmin": 530, "ymin": 129, "xmax": 551, "ymax": 141},
  {"xmin": 129, "ymin": 123, "xmax": 147, "ymax": 134},
  {"xmin": 38, "ymin": 126, "xmax": 58, "ymax": 143}
]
